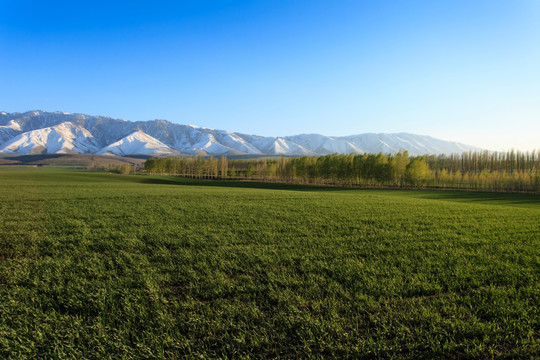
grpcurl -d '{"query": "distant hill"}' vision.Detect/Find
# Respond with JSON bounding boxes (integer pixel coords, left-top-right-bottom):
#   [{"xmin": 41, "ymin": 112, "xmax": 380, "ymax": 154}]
[
  {"xmin": 0, "ymin": 111, "xmax": 481, "ymax": 156},
  {"xmin": 0, "ymin": 154, "xmax": 146, "ymax": 167}
]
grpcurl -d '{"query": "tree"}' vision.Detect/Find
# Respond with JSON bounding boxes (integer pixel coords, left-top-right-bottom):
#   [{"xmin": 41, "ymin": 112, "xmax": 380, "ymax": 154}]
[
  {"xmin": 246, "ymin": 163, "xmax": 254, "ymax": 178},
  {"xmin": 405, "ymin": 157, "xmax": 430, "ymax": 187},
  {"xmin": 373, "ymin": 153, "xmax": 391, "ymax": 184},
  {"xmin": 119, "ymin": 163, "xmax": 131, "ymax": 174},
  {"xmin": 390, "ymin": 151, "xmax": 409, "ymax": 186},
  {"xmin": 219, "ymin": 155, "xmax": 228, "ymax": 179},
  {"xmin": 144, "ymin": 158, "xmax": 157, "ymax": 174},
  {"xmin": 228, "ymin": 165, "xmax": 236, "ymax": 178},
  {"xmin": 195, "ymin": 156, "xmax": 205, "ymax": 178}
]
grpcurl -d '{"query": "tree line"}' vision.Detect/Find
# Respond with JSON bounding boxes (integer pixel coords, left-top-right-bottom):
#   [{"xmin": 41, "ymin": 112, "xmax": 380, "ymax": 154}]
[{"xmin": 143, "ymin": 150, "xmax": 540, "ymax": 192}]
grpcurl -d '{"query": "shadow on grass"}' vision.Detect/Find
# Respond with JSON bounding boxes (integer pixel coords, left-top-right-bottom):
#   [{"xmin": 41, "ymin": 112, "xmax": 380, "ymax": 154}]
[
  {"xmin": 413, "ymin": 190, "xmax": 540, "ymax": 208},
  {"xmin": 139, "ymin": 176, "xmax": 540, "ymax": 207},
  {"xmin": 139, "ymin": 177, "xmax": 349, "ymax": 192},
  {"xmin": 3, "ymin": 154, "xmax": 67, "ymax": 163}
]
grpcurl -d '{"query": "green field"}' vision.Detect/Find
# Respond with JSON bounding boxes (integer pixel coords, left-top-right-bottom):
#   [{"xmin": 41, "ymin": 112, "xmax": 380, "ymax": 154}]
[{"xmin": 0, "ymin": 168, "xmax": 538, "ymax": 359}]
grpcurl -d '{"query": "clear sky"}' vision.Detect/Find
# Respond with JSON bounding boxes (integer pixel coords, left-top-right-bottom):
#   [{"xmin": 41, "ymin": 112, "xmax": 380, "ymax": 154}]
[{"xmin": 1, "ymin": 0, "xmax": 539, "ymax": 151}]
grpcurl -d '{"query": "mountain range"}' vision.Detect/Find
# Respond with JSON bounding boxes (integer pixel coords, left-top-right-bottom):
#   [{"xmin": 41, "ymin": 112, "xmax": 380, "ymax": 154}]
[{"xmin": 0, "ymin": 111, "xmax": 480, "ymax": 156}]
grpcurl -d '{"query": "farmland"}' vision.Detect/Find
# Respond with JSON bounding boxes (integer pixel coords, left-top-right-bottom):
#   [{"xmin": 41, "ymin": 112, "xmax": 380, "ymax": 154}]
[{"xmin": 0, "ymin": 168, "xmax": 539, "ymax": 358}]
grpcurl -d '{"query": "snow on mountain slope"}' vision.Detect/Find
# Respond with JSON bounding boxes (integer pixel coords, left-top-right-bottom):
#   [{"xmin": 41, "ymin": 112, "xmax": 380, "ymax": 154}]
[
  {"xmin": 212, "ymin": 132, "xmax": 263, "ymax": 155},
  {"xmin": 285, "ymin": 134, "xmax": 363, "ymax": 155},
  {"xmin": 341, "ymin": 133, "xmax": 481, "ymax": 155},
  {"xmin": 232, "ymin": 134, "xmax": 312, "ymax": 155},
  {"xmin": 188, "ymin": 133, "xmax": 245, "ymax": 155},
  {"xmin": 0, "ymin": 111, "xmax": 482, "ymax": 156},
  {"xmin": 98, "ymin": 130, "xmax": 175, "ymax": 156},
  {"xmin": 0, "ymin": 122, "xmax": 99, "ymax": 154},
  {"xmin": 0, "ymin": 120, "xmax": 22, "ymax": 145},
  {"xmin": 258, "ymin": 137, "xmax": 313, "ymax": 155},
  {"xmin": 0, "ymin": 120, "xmax": 22, "ymax": 131}
]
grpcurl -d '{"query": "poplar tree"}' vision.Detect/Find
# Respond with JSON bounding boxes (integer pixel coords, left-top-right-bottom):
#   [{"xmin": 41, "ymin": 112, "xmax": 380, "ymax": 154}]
[
  {"xmin": 405, "ymin": 157, "xmax": 429, "ymax": 187},
  {"xmin": 219, "ymin": 155, "xmax": 228, "ymax": 179},
  {"xmin": 390, "ymin": 151, "xmax": 409, "ymax": 186}
]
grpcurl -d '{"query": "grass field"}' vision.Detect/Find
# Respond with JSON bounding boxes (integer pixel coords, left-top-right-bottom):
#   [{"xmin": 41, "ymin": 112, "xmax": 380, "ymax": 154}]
[{"xmin": 0, "ymin": 168, "xmax": 538, "ymax": 359}]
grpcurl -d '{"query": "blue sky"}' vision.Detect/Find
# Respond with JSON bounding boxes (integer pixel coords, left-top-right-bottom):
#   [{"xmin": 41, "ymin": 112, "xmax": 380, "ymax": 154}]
[{"xmin": 1, "ymin": 0, "xmax": 539, "ymax": 151}]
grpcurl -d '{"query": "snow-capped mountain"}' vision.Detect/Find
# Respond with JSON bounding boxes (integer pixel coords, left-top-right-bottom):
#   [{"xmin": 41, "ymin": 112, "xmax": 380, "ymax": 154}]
[
  {"xmin": 0, "ymin": 121, "xmax": 99, "ymax": 154},
  {"xmin": 0, "ymin": 111, "xmax": 481, "ymax": 156},
  {"xmin": 98, "ymin": 130, "xmax": 176, "ymax": 156}
]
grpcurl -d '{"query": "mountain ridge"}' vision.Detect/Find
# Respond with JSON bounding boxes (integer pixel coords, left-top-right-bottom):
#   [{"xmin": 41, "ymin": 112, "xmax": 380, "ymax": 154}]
[{"xmin": 0, "ymin": 110, "xmax": 481, "ymax": 156}]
